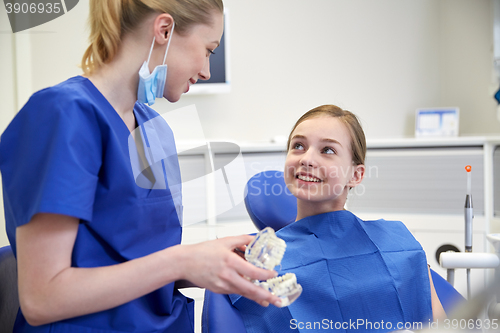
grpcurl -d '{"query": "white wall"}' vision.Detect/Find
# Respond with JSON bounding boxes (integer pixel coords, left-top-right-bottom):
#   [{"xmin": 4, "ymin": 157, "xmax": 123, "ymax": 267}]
[
  {"xmin": 439, "ymin": 0, "xmax": 499, "ymax": 135},
  {"xmin": 159, "ymin": 0, "xmax": 500, "ymax": 141},
  {"xmin": 0, "ymin": 0, "xmax": 90, "ymax": 247},
  {"xmin": 0, "ymin": 0, "xmax": 499, "ymax": 246}
]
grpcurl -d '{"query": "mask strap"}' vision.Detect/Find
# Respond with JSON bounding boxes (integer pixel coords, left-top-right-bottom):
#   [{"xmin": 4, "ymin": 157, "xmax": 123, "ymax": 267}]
[
  {"xmin": 162, "ymin": 21, "xmax": 175, "ymax": 65},
  {"xmin": 146, "ymin": 21, "xmax": 175, "ymax": 66},
  {"xmin": 146, "ymin": 37, "xmax": 156, "ymax": 65}
]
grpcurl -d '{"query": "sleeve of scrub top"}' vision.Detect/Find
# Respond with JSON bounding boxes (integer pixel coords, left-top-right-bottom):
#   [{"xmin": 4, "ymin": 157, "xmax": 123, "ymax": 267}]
[{"xmin": 0, "ymin": 88, "xmax": 102, "ymax": 227}]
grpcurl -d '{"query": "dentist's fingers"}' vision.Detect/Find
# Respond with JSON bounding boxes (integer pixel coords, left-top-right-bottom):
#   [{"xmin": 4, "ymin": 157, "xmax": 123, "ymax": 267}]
[
  {"xmin": 217, "ymin": 235, "xmax": 279, "ymax": 281},
  {"xmin": 233, "ymin": 253, "xmax": 278, "ymax": 281},
  {"xmin": 215, "ymin": 236, "xmax": 282, "ymax": 306},
  {"xmin": 220, "ymin": 234, "xmax": 254, "ymax": 249},
  {"xmin": 214, "ymin": 261, "xmax": 281, "ymax": 307}
]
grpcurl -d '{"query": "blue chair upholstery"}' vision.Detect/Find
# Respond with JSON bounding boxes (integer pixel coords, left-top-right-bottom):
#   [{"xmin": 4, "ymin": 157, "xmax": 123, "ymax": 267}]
[
  {"xmin": 202, "ymin": 171, "xmax": 464, "ymax": 332},
  {"xmin": 0, "ymin": 245, "xmax": 19, "ymax": 333},
  {"xmin": 201, "ymin": 290, "xmax": 246, "ymax": 333},
  {"xmin": 430, "ymin": 269, "xmax": 465, "ymax": 314},
  {"xmin": 244, "ymin": 170, "xmax": 296, "ymax": 231}
]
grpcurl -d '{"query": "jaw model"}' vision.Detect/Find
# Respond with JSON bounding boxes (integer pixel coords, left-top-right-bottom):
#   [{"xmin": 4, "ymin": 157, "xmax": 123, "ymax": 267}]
[{"xmin": 245, "ymin": 227, "xmax": 303, "ymax": 307}]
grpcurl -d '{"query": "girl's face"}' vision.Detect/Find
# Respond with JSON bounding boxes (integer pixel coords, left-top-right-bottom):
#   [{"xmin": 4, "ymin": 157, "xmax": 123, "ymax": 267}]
[
  {"xmin": 164, "ymin": 12, "xmax": 224, "ymax": 102},
  {"xmin": 284, "ymin": 116, "xmax": 365, "ymax": 216}
]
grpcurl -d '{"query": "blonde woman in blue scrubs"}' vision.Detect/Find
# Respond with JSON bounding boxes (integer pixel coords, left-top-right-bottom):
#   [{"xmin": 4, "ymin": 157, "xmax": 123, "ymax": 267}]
[{"xmin": 0, "ymin": 0, "xmax": 281, "ymax": 332}]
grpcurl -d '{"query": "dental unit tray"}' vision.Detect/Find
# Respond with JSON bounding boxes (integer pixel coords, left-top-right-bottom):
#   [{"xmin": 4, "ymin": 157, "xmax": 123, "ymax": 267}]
[{"xmin": 245, "ymin": 227, "xmax": 303, "ymax": 307}]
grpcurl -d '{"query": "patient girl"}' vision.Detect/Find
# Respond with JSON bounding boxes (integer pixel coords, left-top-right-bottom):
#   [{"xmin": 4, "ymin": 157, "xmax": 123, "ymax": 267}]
[{"xmin": 231, "ymin": 104, "xmax": 445, "ymax": 332}]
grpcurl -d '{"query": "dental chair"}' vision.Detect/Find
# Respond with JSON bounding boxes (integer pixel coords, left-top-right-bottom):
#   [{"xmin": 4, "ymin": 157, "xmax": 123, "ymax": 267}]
[{"xmin": 201, "ymin": 171, "xmax": 464, "ymax": 333}]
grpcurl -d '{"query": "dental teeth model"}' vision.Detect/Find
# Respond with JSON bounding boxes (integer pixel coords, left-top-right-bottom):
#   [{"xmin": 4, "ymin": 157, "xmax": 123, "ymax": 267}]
[
  {"xmin": 245, "ymin": 227, "xmax": 302, "ymax": 307},
  {"xmin": 259, "ymin": 273, "xmax": 303, "ymax": 307},
  {"xmin": 245, "ymin": 227, "xmax": 286, "ymax": 270}
]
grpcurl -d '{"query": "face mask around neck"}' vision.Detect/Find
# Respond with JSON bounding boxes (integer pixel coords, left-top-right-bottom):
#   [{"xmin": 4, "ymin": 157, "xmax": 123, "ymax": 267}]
[{"xmin": 137, "ymin": 22, "xmax": 175, "ymax": 106}]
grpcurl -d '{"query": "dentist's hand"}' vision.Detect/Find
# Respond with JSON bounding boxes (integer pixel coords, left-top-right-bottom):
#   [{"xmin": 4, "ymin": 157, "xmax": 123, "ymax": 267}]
[{"xmin": 177, "ymin": 235, "xmax": 282, "ymax": 307}]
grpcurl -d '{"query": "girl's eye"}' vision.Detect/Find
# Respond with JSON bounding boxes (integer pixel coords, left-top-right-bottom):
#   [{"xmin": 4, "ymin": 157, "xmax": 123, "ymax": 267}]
[
  {"xmin": 293, "ymin": 143, "xmax": 304, "ymax": 150},
  {"xmin": 323, "ymin": 147, "xmax": 336, "ymax": 154},
  {"xmin": 207, "ymin": 49, "xmax": 215, "ymax": 56}
]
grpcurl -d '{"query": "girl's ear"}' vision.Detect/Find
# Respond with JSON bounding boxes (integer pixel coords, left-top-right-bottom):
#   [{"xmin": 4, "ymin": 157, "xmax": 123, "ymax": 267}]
[{"xmin": 347, "ymin": 164, "xmax": 365, "ymax": 188}]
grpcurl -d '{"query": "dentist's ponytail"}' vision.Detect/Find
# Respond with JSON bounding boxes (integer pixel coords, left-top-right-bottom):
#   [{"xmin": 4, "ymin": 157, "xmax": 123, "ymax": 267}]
[{"xmin": 81, "ymin": 0, "xmax": 223, "ymax": 76}]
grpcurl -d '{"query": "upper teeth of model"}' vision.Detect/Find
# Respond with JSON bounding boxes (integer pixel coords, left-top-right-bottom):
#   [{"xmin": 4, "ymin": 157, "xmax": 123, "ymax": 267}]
[
  {"xmin": 298, "ymin": 175, "xmax": 321, "ymax": 182},
  {"xmin": 245, "ymin": 227, "xmax": 286, "ymax": 270}
]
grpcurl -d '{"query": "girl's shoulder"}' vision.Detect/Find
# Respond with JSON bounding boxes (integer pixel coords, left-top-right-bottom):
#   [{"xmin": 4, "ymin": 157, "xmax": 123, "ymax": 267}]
[{"xmin": 360, "ymin": 216, "xmax": 423, "ymax": 251}]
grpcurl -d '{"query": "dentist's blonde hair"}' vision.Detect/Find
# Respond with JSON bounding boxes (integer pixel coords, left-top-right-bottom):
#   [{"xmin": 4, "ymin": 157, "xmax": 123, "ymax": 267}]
[
  {"xmin": 81, "ymin": 0, "xmax": 223, "ymax": 75},
  {"xmin": 286, "ymin": 105, "xmax": 366, "ymax": 166}
]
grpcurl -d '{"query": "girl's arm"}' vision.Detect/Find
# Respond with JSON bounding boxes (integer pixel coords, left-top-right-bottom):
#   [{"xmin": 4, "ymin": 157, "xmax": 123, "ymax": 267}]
[
  {"xmin": 16, "ymin": 213, "xmax": 280, "ymax": 326},
  {"xmin": 428, "ymin": 266, "xmax": 447, "ymax": 321}
]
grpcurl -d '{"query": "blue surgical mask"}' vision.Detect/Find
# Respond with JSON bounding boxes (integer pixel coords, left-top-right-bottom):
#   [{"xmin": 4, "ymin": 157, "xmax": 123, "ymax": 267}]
[{"xmin": 137, "ymin": 22, "xmax": 175, "ymax": 106}]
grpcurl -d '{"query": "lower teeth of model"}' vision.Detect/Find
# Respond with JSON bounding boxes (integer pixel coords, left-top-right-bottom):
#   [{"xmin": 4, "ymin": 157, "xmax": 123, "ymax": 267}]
[{"xmin": 258, "ymin": 273, "xmax": 303, "ymax": 307}]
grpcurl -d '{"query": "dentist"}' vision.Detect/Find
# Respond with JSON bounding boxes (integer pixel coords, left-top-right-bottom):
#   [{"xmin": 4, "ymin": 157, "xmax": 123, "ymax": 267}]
[{"xmin": 0, "ymin": 0, "xmax": 280, "ymax": 332}]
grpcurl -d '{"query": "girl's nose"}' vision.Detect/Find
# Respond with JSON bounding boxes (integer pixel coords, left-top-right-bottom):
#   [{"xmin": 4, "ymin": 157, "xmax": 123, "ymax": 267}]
[{"xmin": 300, "ymin": 149, "xmax": 318, "ymax": 168}]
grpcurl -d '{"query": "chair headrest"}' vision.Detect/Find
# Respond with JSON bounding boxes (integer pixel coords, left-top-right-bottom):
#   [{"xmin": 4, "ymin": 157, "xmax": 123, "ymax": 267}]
[{"xmin": 244, "ymin": 170, "xmax": 297, "ymax": 231}]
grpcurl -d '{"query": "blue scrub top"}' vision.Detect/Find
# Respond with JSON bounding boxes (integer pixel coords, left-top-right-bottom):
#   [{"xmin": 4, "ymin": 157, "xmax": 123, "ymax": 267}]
[{"xmin": 0, "ymin": 76, "xmax": 194, "ymax": 332}]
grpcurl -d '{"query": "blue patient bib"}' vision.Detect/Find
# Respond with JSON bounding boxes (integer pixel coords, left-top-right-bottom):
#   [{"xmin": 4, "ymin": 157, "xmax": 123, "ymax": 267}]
[{"xmin": 230, "ymin": 211, "xmax": 432, "ymax": 333}]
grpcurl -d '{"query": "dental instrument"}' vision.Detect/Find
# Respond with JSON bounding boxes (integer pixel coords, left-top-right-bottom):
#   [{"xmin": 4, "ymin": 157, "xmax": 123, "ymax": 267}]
[
  {"xmin": 465, "ymin": 165, "xmax": 473, "ymax": 253},
  {"xmin": 464, "ymin": 165, "xmax": 473, "ymax": 299},
  {"xmin": 245, "ymin": 227, "xmax": 302, "ymax": 307}
]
